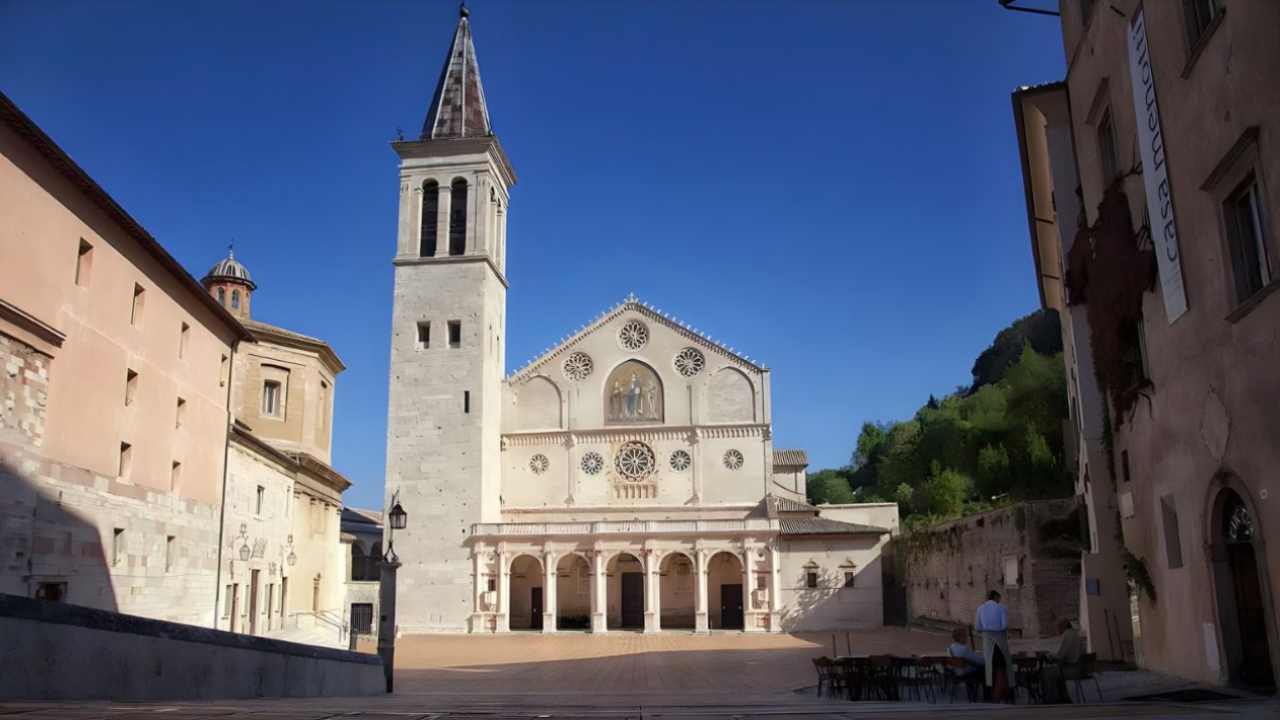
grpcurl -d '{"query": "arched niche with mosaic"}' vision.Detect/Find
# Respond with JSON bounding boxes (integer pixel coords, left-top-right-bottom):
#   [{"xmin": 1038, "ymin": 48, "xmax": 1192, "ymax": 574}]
[{"xmin": 603, "ymin": 359, "xmax": 664, "ymax": 424}]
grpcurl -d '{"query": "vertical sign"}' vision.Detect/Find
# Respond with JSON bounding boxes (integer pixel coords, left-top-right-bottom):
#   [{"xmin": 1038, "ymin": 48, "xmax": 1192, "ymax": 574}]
[{"xmin": 1128, "ymin": 8, "xmax": 1188, "ymax": 323}]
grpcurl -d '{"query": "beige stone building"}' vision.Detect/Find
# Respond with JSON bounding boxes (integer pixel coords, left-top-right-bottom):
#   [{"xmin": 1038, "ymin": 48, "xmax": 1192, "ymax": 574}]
[
  {"xmin": 383, "ymin": 8, "xmax": 894, "ymax": 635},
  {"xmin": 1012, "ymin": 0, "xmax": 1279, "ymax": 690},
  {"xmin": 0, "ymin": 90, "xmax": 354, "ymax": 640},
  {"xmin": 0, "ymin": 92, "xmax": 249, "ymax": 626}
]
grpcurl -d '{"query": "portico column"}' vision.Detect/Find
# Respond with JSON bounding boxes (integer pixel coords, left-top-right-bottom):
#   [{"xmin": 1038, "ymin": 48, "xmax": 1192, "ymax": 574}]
[
  {"xmin": 469, "ymin": 546, "xmax": 484, "ymax": 633},
  {"xmin": 644, "ymin": 549, "xmax": 660, "ymax": 633},
  {"xmin": 497, "ymin": 550, "xmax": 511, "ymax": 633},
  {"xmin": 743, "ymin": 544, "xmax": 759, "ymax": 632},
  {"xmin": 769, "ymin": 542, "xmax": 782, "ymax": 633},
  {"xmin": 434, "ymin": 183, "xmax": 451, "ymax": 258},
  {"xmin": 695, "ymin": 548, "xmax": 709, "ymax": 633},
  {"xmin": 543, "ymin": 551, "xmax": 558, "ymax": 633},
  {"xmin": 590, "ymin": 551, "xmax": 607, "ymax": 633}
]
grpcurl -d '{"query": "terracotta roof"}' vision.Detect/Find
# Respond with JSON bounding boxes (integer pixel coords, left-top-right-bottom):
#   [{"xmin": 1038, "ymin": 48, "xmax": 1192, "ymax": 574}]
[
  {"xmin": 773, "ymin": 449, "xmax": 809, "ymax": 469},
  {"xmin": 422, "ymin": 5, "xmax": 492, "ymax": 140},
  {"xmin": 507, "ymin": 295, "xmax": 765, "ymax": 383},
  {"xmin": 765, "ymin": 495, "xmax": 818, "ymax": 516},
  {"xmin": 242, "ymin": 318, "xmax": 346, "ymax": 373},
  {"xmin": 0, "ymin": 91, "xmax": 252, "ymax": 343},
  {"xmin": 779, "ymin": 517, "xmax": 889, "ymax": 536}
]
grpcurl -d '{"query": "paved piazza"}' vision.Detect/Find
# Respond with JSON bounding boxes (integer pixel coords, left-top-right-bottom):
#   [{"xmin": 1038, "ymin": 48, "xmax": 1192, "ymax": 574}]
[{"xmin": 3, "ymin": 630, "xmax": 1276, "ymax": 719}]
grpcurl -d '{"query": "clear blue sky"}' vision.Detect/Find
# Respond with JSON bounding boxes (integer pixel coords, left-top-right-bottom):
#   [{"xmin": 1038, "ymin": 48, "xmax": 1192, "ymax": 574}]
[{"xmin": 3, "ymin": 1, "xmax": 1066, "ymax": 510}]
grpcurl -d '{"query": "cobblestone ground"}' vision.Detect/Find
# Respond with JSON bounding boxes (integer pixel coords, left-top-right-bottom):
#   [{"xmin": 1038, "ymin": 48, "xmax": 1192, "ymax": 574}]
[{"xmin": 2, "ymin": 630, "xmax": 1275, "ymax": 718}]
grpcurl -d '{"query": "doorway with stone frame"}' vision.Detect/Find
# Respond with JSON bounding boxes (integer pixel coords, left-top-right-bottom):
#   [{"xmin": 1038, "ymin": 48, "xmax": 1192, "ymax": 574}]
[
  {"xmin": 508, "ymin": 554, "xmax": 544, "ymax": 630},
  {"xmin": 706, "ymin": 551, "xmax": 744, "ymax": 630},
  {"xmin": 607, "ymin": 552, "xmax": 645, "ymax": 631},
  {"xmin": 1209, "ymin": 482, "xmax": 1277, "ymax": 691}
]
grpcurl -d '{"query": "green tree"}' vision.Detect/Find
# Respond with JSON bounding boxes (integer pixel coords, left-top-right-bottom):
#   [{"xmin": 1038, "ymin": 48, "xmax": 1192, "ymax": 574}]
[
  {"xmin": 921, "ymin": 462, "xmax": 971, "ymax": 517},
  {"xmin": 806, "ymin": 469, "xmax": 855, "ymax": 505},
  {"xmin": 976, "ymin": 443, "xmax": 1011, "ymax": 499}
]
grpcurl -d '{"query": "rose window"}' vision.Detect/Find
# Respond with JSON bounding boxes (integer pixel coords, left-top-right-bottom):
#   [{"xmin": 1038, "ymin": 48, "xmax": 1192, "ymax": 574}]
[
  {"xmin": 580, "ymin": 451, "xmax": 604, "ymax": 475},
  {"xmin": 529, "ymin": 454, "xmax": 550, "ymax": 474},
  {"xmin": 723, "ymin": 449, "xmax": 744, "ymax": 470},
  {"xmin": 669, "ymin": 449, "xmax": 691, "ymax": 472},
  {"xmin": 563, "ymin": 351, "xmax": 593, "ymax": 381},
  {"xmin": 674, "ymin": 347, "xmax": 705, "ymax": 377},
  {"xmin": 614, "ymin": 441, "xmax": 656, "ymax": 480},
  {"xmin": 618, "ymin": 320, "xmax": 649, "ymax": 351}
]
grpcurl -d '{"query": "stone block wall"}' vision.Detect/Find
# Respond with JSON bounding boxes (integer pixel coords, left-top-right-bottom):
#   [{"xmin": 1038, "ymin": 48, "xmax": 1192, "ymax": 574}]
[{"xmin": 900, "ymin": 498, "xmax": 1081, "ymax": 639}]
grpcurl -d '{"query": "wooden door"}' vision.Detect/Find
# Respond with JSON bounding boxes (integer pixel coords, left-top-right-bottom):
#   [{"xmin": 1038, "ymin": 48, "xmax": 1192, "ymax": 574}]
[
  {"xmin": 720, "ymin": 583, "xmax": 744, "ymax": 630},
  {"xmin": 249, "ymin": 570, "xmax": 260, "ymax": 635},
  {"xmin": 531, "ymin": 587, "xmax": 544, "ymax": 630},
  {"xmin": 1230, "ymin": 542, "xmax": 1275, "ymax": 686},
  {"xmin": 621, "ymin": 572, "xmax": 644, "ymax": 628}
]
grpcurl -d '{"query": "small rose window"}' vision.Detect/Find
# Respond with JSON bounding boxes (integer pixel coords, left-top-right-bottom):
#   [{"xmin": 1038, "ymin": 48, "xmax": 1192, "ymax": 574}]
[
  {"xmin": 723, "ymin": 449, "xmax": 744, "ymax": 470},
  {"xmin": 618, "ymin": 320, "xmax": 649, "ymax": 352},
  {"xmin": 674, "ymin": 347, "xmax": 705, "ymax": 377},
  {"xmin": 563, "ymin": 351, "xmax": 593, "ymax": 381},
  {"xmin": 580, "ymin": 451, "xmax": 604, "ymax": 475},
  {"xmin": 670, "ymin": 449, "xmax": 691, "ymax": 471},
  {"xmin": 529, "ymin": 454, "xmax": 550, "ymax": 474}
]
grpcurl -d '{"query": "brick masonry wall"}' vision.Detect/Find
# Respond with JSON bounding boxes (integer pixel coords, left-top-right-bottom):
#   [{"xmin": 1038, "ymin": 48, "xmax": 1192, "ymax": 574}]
[
  {"xmin": 1, "ymin": 331, "xmax": 221, "ymax": 626},
  {"xmin": 900, "ymin": 498, "xmax": 1081, "ymax": 638}
]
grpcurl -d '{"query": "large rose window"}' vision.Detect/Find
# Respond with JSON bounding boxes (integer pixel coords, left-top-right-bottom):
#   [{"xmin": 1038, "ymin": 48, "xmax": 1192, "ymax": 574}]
[
  {"xmin": 618, "ymin": 320, "xmax": 649, "ymax": 352},
  {"xmin": 614, "ymin": 441, "xmax": 656, "ymax": 481}
]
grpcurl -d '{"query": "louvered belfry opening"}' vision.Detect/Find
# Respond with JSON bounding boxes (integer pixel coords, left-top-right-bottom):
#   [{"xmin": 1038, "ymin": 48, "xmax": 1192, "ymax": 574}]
[
  {"xmin": 420, "ymin": 180, "xmax": 439, "ymax": 256},
  {"xmin": 449, "ymin": 179, "xmax": 468, "ymax": 255}
]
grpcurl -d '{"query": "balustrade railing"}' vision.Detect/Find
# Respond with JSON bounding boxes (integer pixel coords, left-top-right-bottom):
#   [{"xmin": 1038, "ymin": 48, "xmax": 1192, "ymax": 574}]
[{"xmin": 471, "ymin": 517, "xmax": 776, "ymax": 537}]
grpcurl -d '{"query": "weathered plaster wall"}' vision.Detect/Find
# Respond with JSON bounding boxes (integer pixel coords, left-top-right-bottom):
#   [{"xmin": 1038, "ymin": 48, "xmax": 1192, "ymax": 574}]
[
  {"xmin": 779, "ymin": 535, "xmax": 886, "ymax": 631},
  {"xmin": 902, "ymin": 500, "xmax": 1080, "ymax": 639}
]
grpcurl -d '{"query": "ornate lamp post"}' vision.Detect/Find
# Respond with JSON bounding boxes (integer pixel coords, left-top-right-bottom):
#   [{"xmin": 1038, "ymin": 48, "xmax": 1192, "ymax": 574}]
[{"xmin": 377, "ymin": 490, "xmax": 407, "ymax": 693}]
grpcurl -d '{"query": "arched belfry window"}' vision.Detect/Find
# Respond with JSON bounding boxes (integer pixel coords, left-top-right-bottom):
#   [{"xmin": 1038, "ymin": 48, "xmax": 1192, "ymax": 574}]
[
  {"xmin": 231, "ymin": 289, "xmax": 240, "ymax": 310},
  {"xmin": 420, "ymin": 180, "xmax": 438, "ymax": 257},
  {"xmin": 217, "ymin": 287, "xmax": 226, "ymax": 305},
  {"xmin": 449, "ymin": 178, "xmax": 468, "ymax": 256}
]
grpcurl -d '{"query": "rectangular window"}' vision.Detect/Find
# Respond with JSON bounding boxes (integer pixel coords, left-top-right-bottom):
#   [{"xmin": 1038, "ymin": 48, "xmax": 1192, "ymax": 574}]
[
  {"xmin": 223, "ymin": 584, "xmax": 235, "ymax": 618},
  {"xmin": 1183, "ymin": 0, "xmax": 1222, "ymax": 49},
  {"xmin": 175, "ymin": 397, "xmax": 186, "ymax": 429},
  {"xmin": 487, "ymin": 578, "xmax": 496, "ymax": 593},
  {"xmin": 1161, "ymin": 495, "xmax": 1184, "ymax": 569},
  {"xmin": 1224, "ymin": 174, "xmax": 1272, "ymax": 304},
  {"xmin": 805, "ymin": 571, "xmax": 818, "ymax": 589},
  {"xmin": 256, "ymin": 485, "xmax": 265, "ymax": 516},
  {"xmin": 112, "ymin": 528, "xmax": 124, "ymax": 566},
  {"xmin": 1121, "ymin": 450, "xmax": 1132, "ymax": 483},
  {"xmin": 318, "ymin": 380, "xmax": 329, "ymax": 434},
  {"xmin": 74, "ymin": 239, "xmax": 93, "ymax": 287},
  {"xmin": 1002, "ymin": 555, "xmax": 1020, "ymax": 588},
  {"xmin": 130, "ymin": 284, "xmax": 145, "ymax": 327},
  {"xmin": 118, "ymin": 442, "xmax": 132, "ymax": 478},
  {"xmin": 124, "ymin": 369, "xmax": 138, "ymax": 407},
  {"xmin": 843, "ymin": 571, "xmax": 856, "ymax": 588},
  {"xmin": 165, "ymin": 535, "xmax": 176, "ymax": 572},
  {"xmin": 170, "ymin": 461, "xmax": 181, "ymax": 490},
  {"xmin": 1098, "ymin": 110, "xmax": 1119, "ymax": 184},
  {"xmin": 464, "ymin": 390, "xmax": 470, "ymax": 414},
  {"xmin": 416, "ymin": 321, "xmax": 430, "ymax": 349},
  {"xmin": 35, "ymin": 582, "xmax": 67, "ymax": 602},
  {"xmin": 220, "ymin": 354, "xmax": 229, "ymax": 387},
  {"xmin": 447, "ymin": 320, "xmax": 461, "ymax": 348},
  {"xmin": 179, "ymin": 322, "xmax": 190, "ymax": 359},
  {"xmin": 262, "ymin": 380, "xmax": 282, "ymax": 417}
]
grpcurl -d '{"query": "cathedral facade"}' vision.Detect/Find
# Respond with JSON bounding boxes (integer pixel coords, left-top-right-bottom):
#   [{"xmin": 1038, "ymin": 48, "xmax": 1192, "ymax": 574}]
[{"xmin": 383, "ymin": 8, "xmax": 893, "ymax": 634}]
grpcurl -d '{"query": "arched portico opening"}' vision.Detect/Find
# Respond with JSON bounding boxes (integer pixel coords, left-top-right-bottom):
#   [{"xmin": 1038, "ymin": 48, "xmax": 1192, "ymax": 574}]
[
  {"xmin": 707, "ymin": 551, "xmax": 745, "ymax": 630},
  {"xmin": 1209, "ymin": 484, "xmax": 1277, "ymax": 690},
  {"xmin": 508, "ymin": 554, "xmax": 544, "ymax": 631},
  {"xmin": 555, "ymin": 553, "xmax": 591, "ymax": 630},
  {"xmin": 607, "ymin": 552, "xmax": 645, "ymax": 630},
  {"xmin": 659, "ymin": 552, "xmax": 696, "ymax": 630}
]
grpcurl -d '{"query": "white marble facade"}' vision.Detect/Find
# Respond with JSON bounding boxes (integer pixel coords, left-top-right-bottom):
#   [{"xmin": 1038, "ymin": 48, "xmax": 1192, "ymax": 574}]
[{"xmin": 382, "ymin": 8, "xmax": 893, "ymax": 635}]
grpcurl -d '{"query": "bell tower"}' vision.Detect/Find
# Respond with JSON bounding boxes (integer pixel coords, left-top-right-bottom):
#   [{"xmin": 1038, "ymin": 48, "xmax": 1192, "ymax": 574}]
[{"xmin": 383, "ymin": 4, "xmax": 516, "ymax": 632}]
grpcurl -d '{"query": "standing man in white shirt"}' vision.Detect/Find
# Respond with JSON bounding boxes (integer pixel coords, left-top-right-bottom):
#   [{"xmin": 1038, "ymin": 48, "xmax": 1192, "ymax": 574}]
[{"xmin": 974, "ymin": 590, "xmax": 1010, "ymax": 701}]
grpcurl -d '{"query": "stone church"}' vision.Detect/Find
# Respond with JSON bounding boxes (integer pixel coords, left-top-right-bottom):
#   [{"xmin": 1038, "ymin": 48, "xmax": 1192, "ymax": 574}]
[{"xmin": 383, "ymin": 7, "xmax": 895, "ymax": 634}]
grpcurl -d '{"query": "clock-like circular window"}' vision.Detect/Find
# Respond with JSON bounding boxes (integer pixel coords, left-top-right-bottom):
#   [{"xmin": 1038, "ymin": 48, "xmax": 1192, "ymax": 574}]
[
  {"xmin": 614, "ymin": 441, "xmax": 656, "ymax": 480},
  {"xmin": 670, "ymin": 449, "xmax": 691, "ymax": 472},
  {"xmin": 529, "ymin": 454, "xmax": 550, "ymax": 474},
  {"xmin": 618, "ymin": 320, "xmax": 649, "ymax": 352},
  {"xmin": 723, "ymin": 449, "xmax": 744, "ymax": 471},
  {"xmin": 580, "ymin": 451, "xmax": 604, "ymax": 475},
  {"xmin": 674, "ymin": 347, "xmax": 705, "ymax": 377},
  {"xmin": 563, "ymin": 351, "xmax": 593, "ymax": 381}
]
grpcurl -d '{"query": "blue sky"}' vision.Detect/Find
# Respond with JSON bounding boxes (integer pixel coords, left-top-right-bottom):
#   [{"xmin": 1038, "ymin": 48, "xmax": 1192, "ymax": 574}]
[{"xmin": 3, "ymin": 1, "xmax": 1066, "ymax": 510}]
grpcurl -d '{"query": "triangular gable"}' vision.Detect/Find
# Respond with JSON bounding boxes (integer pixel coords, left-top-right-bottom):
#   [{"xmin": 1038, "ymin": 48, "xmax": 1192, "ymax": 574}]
[{"xmin": 507, "ymin": 294, "xmax": 765, "ymax": 383}]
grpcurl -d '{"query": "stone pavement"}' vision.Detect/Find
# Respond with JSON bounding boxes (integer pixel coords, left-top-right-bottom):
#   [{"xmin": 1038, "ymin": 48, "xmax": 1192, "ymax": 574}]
[{"xmin": 1, "ymin": 630, "xmax": 1275, "ymax": 718}]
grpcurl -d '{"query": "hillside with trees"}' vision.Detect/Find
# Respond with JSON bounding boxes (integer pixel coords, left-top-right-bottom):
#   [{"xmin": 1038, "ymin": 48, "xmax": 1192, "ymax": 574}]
[{"xmin": 807, "ymin": 309, "xmax": 1071, "ymax": 525}]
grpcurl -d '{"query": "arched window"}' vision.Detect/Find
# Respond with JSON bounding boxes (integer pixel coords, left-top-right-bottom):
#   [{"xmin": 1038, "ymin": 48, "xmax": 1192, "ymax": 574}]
[
  {"xmin": 350, "ymin": 543, "xmax": 366, "ymax": 582},
  {"xmin": 420, "ymin": 180, "xmax": 438, "ymax": 256},
  {"xmin": 449, "ymin": 179, "xmax": 468, "ymax": 256},
  {"xmin": 231, "ymin": 289, "xmax": 240, "ymax": 310},
  {"xmin": 217, "ymin": 287, "xmax": 226, "ymax": 305}
]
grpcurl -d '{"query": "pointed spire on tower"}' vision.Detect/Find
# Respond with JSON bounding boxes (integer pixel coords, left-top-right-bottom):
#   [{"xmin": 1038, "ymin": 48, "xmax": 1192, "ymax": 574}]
[{"xmin": 422, "ymin": 3, "xmax": 492, "ymax": 140}]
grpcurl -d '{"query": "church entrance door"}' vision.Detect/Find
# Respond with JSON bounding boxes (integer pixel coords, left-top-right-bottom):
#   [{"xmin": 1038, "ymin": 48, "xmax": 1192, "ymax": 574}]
[
  {"xmin": 720, "ymin": 584, "xmax": 744, "ymax": 630},
  {"xmin": 621, "ymin": 573, "xmax": 644, "ymax": 629},
  {"xmin": 530, "ymin": 587, "xmax": 544, "ymax": 630}
]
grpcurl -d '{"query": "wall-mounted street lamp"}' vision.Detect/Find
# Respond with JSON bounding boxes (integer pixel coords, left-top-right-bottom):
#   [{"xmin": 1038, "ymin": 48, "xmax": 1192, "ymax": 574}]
[
  {"xmin": 378, "ymin": 489, "xmax": 407, "ymax": 693},
  {"xmin": 286, "ymin": 534, "xmax": 297, "ymax": 567}
]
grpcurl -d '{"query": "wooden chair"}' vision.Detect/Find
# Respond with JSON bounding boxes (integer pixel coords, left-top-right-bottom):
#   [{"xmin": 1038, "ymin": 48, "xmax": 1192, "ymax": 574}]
[
  {"xmin": 915, "ymin": 655, "xmax": 948, "ymax": 703},
  {"xmin": 1063, "ymin": 652, "xmax": 1103, "ymax": 703},
  {"xmin": 866, "ymin": 655, "xmax": 898, "ymax": 701},
  {"xmin": 812, "ymin": 656, "xmax": 844, "ymax": 698}
]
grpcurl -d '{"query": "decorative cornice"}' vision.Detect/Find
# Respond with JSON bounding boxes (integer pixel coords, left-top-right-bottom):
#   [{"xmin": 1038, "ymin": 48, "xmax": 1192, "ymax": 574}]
[
  {"xmin": 501, "ymin": 424, "xmax": 768, "ymax": 448},
  {"xmin": 506, "ymin": 295, "xmax": 766, "ymax": 383},
  {"xmin": 0, "ymin": 298, "xmax": 65, "ymax": 356},
  {"xmin": 392, "ymin": 254, "xmax": 509, "ymax": 289}
]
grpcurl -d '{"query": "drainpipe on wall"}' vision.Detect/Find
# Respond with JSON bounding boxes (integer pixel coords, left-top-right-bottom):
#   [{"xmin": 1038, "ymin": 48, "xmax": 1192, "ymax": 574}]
[{"xmin": 212, "ymin": 338, "xmax": 239, "ymax": 631}]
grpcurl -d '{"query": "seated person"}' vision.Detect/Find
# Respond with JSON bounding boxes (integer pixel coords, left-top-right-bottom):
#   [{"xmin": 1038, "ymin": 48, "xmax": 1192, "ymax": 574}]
[
  {"xmin": 947, "ymin": 627, "xmax": 984, "ymax": 677},
  {"xmin": 1040, "ymin": 619, "xmax": 1082, "ymax": 703}
]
